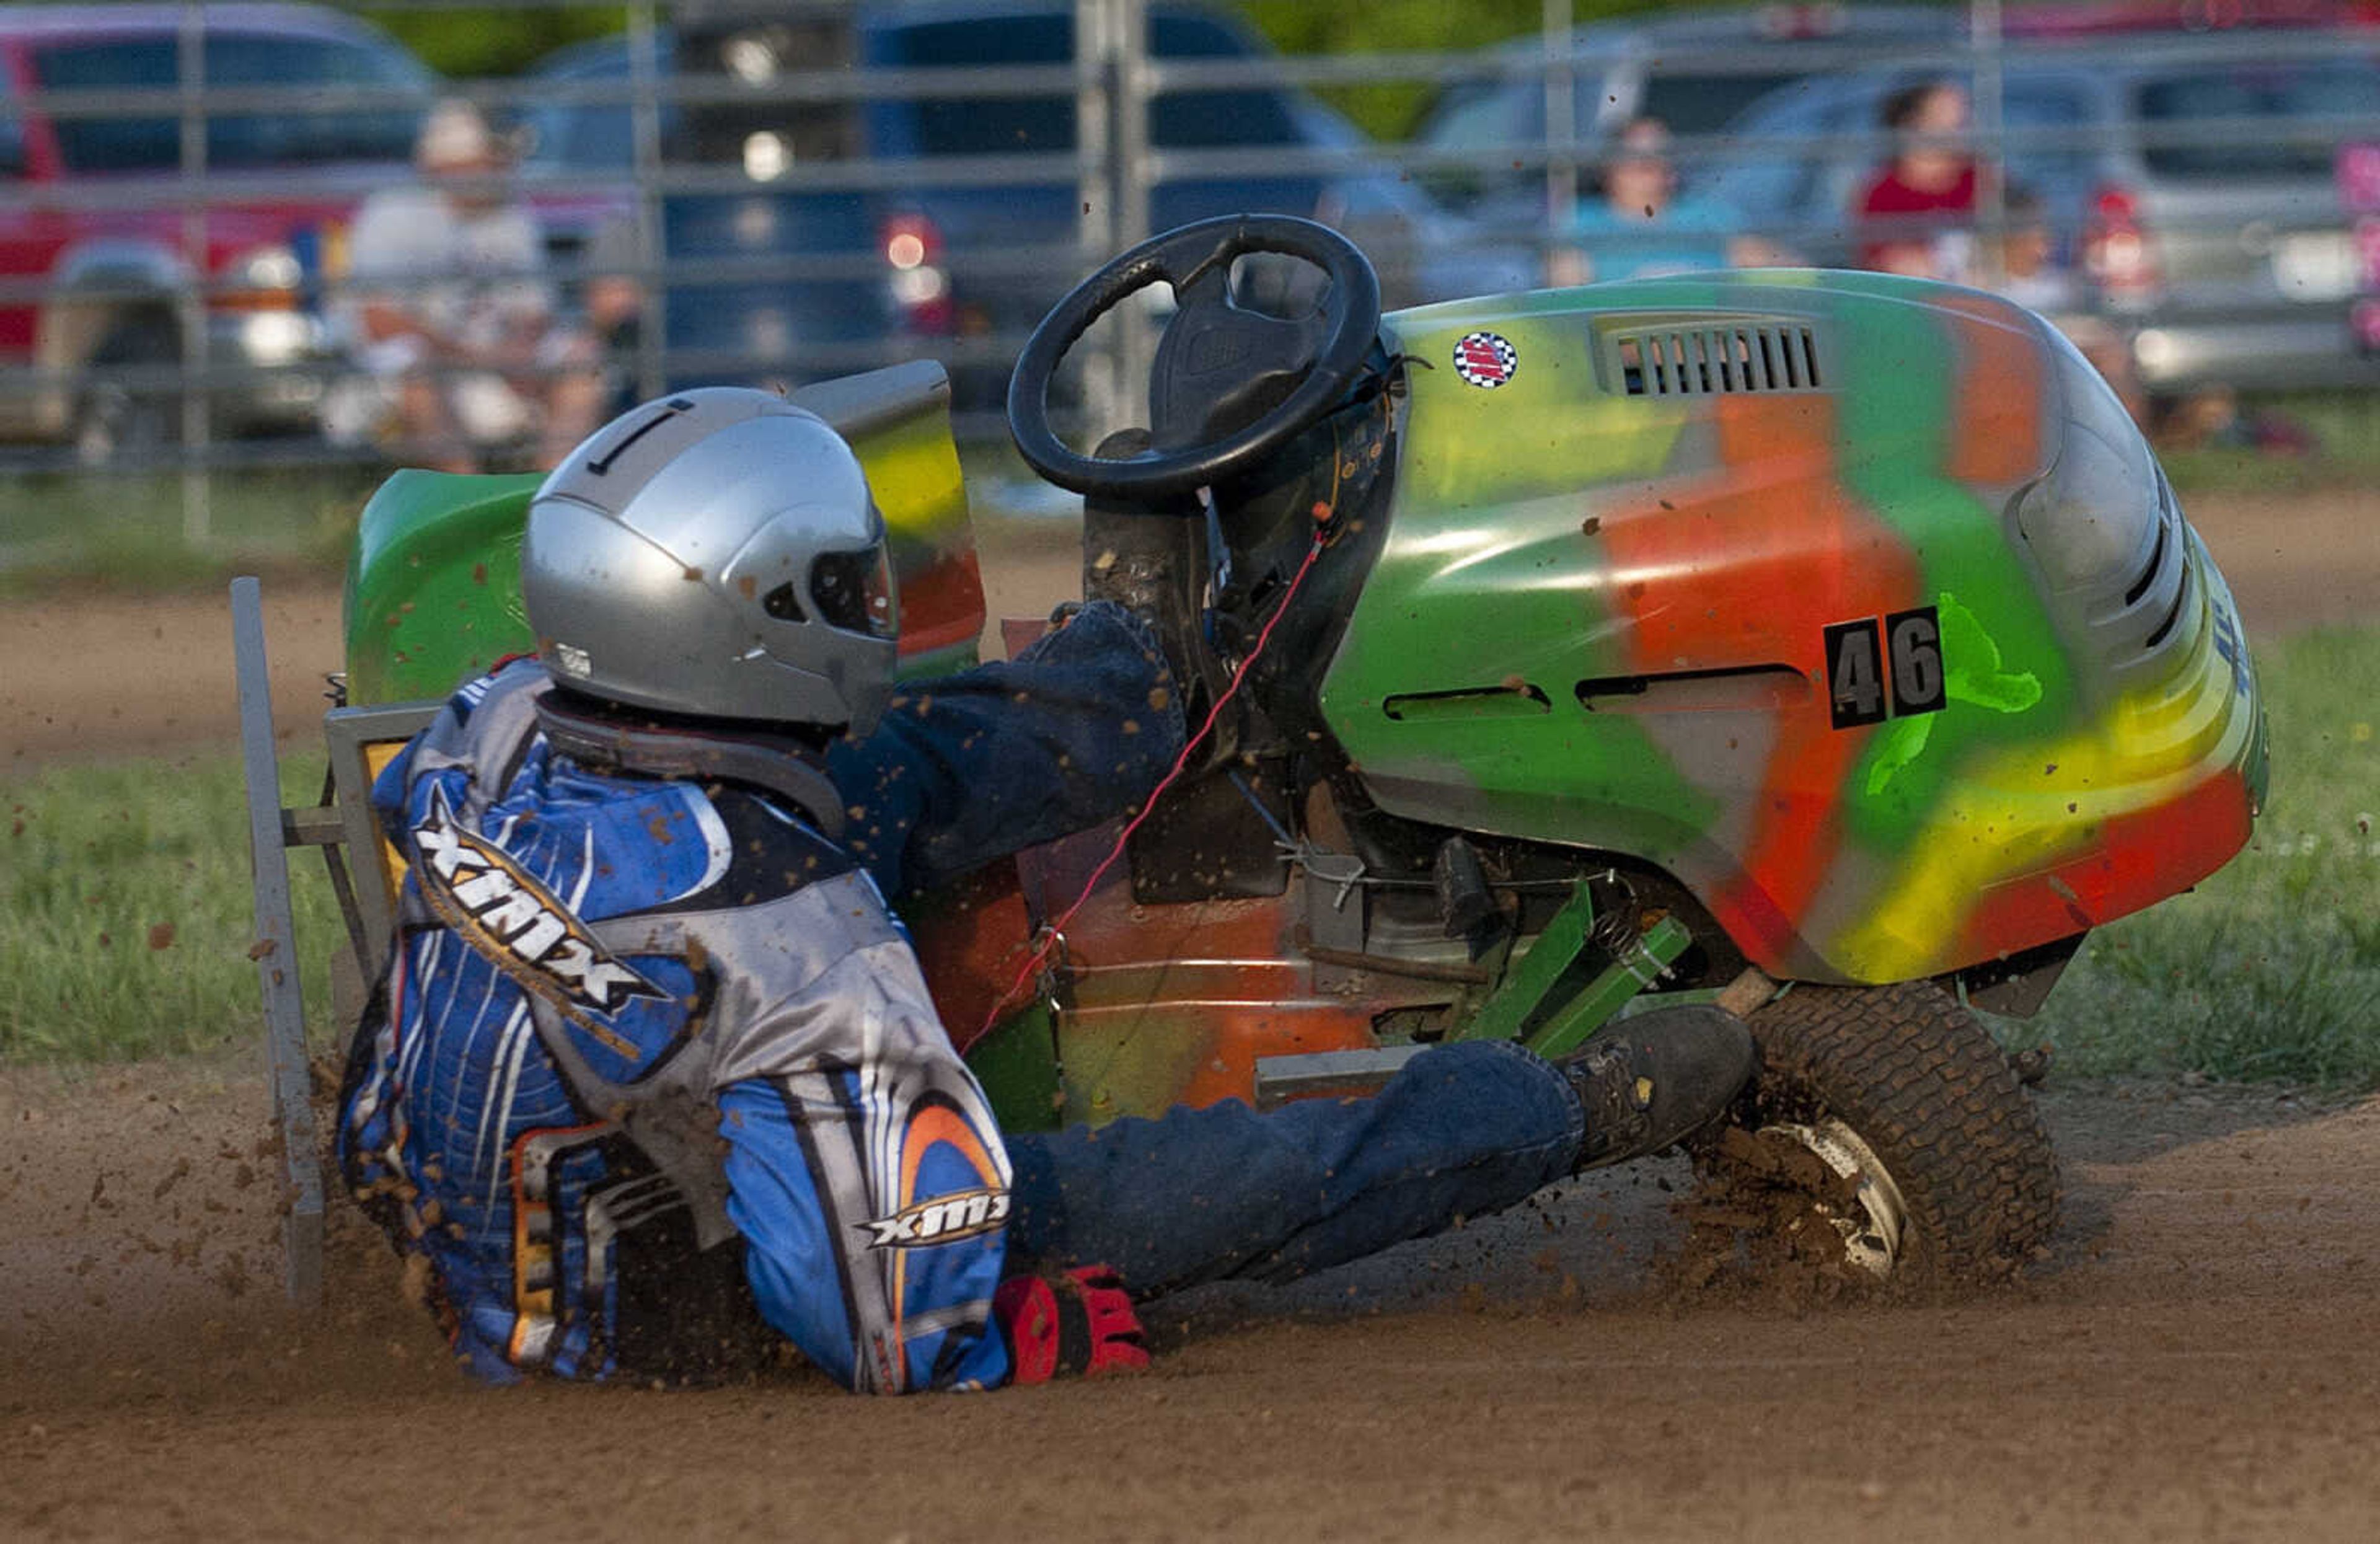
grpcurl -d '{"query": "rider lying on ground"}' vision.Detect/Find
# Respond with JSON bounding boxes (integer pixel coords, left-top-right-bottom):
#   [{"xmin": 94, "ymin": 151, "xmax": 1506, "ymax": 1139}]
[{"xmin": 337, "ymin": 388, "xmax": 1758, "ymax": 1392}]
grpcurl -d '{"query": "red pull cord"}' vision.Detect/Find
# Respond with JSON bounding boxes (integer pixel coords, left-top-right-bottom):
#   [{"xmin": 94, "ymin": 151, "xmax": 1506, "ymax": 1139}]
[{"xmin": 976, "ymin": 516, "xmax": 1333, "ymax": 1042}]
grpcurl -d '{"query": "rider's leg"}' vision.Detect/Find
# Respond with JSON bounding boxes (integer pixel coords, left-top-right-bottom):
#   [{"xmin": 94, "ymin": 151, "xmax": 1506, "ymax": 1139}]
[
  {"xmin": 1004, "ymin": 1039, "xmax": 1576, "ymax": 1296},
  {"xmin": 1001, "ymin": 1011, "xmax": 1752, "ymax": 1297}
]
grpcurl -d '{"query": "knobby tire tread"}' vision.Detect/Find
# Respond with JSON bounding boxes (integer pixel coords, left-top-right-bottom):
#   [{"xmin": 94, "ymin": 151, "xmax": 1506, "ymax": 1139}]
[{"xmin": 1745, "ymin": 979, "xmax": 2060, "ymax": 1289}]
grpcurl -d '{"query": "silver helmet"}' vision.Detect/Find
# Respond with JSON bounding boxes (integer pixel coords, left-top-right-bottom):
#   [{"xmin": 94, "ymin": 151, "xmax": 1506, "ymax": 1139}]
[{"xmin": 522, "ymin": 388, "xmax": 901, "ymax": 737}]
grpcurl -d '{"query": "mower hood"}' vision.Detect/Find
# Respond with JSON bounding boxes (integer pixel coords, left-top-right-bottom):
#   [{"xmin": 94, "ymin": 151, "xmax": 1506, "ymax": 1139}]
[{"xmin": 1320, "ymin": 270, "xmax": 2265, "ymax": 984}]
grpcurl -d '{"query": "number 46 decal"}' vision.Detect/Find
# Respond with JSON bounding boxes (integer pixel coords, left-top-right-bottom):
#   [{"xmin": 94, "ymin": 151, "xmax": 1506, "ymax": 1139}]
[{"xmin": 1824, "ymin": 606, "xmax": 1947, "ymax": 730}]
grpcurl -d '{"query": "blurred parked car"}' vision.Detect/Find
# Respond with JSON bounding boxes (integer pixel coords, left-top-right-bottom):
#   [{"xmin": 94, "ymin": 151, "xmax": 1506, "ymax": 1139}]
[
  {"xmin": 503, "ymin": 37, "xmax": 646, "ymax": 282},
  {"xmin": 1289, "ymin": 97, "xmax": 1536, "ymax": 304},
  {"xmin": 855, "ymin": 4, "xmax": 1483, "ymax": 317},
  {"xmin": 516, "ymin": 33, "xmax": 678, "ymax": 186},
  {"xmin": 1706, "ymin": 44, "xmax": 2380, "ymax": 392},
  {"xmin": 0, "ymin": 3, "xmax": 436, "ymax": 462},
  {"xmin": 522, "ymin": 3, "xmax": 1499, "ymax": 412}
]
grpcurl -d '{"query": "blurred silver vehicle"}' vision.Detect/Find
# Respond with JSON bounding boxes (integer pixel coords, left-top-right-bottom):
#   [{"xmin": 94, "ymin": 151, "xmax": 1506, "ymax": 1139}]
[{"xmin": 1708, "ymin": 45, "xmax": 2380, "ymax": 392}]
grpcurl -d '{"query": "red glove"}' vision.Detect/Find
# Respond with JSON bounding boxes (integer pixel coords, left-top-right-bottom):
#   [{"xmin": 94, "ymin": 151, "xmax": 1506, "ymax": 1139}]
[{"xmin": 993, "ymin": 1264, "xmax": 1151, "ymax": 1385}]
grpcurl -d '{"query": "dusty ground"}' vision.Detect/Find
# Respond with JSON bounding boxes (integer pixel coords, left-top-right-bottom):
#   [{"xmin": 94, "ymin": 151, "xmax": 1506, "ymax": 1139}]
[
  {"xmin": 1, "ymin": 487, "xmax": 2375, "ymax": 1540},
  {"xmin": 4, "ymin": 1061, "xmax": 2377, "ymax": 1542}
]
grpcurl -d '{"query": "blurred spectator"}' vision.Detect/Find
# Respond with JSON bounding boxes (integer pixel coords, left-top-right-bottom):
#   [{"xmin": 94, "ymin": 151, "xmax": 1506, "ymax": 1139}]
[
  {"xmin": 325, "ymin": 100, "xmax": 604, "ymax": 473},
  {"xmin": 1558, "ymin": 118, "xmax": 1756, "ymax": 285},
  {"xmin": 1992, "ymin": 186, "xmax": 2076, "ymax": 315},
  {"xmin": 1856, "ymin": 80, "xmax": 1984, "ymax": 281},
  {"xmin": 2153, "ymin": 382, "xmax": 2317, "ymax": 456},
  {"xmin": 1990, "ymin": 185, "xmax": 2147, "ymax": 425}
]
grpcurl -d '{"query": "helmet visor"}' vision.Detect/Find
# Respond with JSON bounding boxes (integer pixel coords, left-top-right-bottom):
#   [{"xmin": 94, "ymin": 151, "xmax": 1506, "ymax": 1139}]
[{"xmin": 809, "ymin": 542, "xmax": 899, "ymax": 641}]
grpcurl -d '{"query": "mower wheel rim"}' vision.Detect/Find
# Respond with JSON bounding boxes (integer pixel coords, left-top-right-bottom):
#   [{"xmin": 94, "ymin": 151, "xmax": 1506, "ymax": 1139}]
[{"xmin": 1762, "ymin": 1118, "xmax": 1908, "ymax": 1279}]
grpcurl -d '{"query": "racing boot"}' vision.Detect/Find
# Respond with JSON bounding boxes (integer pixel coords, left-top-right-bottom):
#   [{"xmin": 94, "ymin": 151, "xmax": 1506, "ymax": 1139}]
[{"xmin": 1560, "ymin": 1005, "xmax": 1758, "ymax": 1172}]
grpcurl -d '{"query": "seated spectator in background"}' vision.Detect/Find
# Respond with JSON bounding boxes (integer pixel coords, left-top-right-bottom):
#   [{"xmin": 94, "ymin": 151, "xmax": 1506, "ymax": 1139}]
[
  {"xmin": 1559, "ymin": 118, "xmax": 1760, "ymax": 285},
  {"xmin": 1989, "ymin": 185, "xmax": 2148, "ymax": 426},
  {"xmin": 326, "ymin": 100, "xmax": 604, "ymax": 473},
  {"xmin": 1991, "ymin": 186, "xmax": 2078, "ymax": 315},
  {"xmin": 1857, "ymin": 80, "xmax": 1985, "ymax": 281}
]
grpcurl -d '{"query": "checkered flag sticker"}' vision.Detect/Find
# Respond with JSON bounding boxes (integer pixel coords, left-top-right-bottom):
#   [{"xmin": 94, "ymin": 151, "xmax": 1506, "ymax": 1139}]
[{"xmin": 1452, "ymin": 330, "xmax": 1518, "ymax": 389}]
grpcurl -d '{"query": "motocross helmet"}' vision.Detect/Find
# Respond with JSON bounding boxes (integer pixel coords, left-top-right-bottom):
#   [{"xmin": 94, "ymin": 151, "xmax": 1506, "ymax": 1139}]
[{"xmin": 522, "ymin": 387, "xmax": 901, "ymax": 739}]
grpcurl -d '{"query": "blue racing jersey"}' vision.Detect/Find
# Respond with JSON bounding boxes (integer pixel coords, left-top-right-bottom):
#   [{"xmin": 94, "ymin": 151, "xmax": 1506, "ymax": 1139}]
[{"xmin": 337, "ymin": 605, "xmax": 1181, "ymax": 1392}]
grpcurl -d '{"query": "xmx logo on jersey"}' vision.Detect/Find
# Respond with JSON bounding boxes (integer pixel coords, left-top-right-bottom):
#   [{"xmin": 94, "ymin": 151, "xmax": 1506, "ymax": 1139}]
[
  {"xmin": 412, "ymin": 784, "xmax": 665, "ymax": 1019},
  {"xmin": 1453, "ymin": 330, "xmax": 1518, "ymax": 389},
  {"xmin": 1824, "ymin": 606, "xmax": 1948, "ymax": 730}
]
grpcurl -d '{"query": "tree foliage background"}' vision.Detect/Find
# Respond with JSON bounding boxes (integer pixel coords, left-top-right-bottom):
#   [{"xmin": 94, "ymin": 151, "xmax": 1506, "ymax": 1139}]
[
  {"xmin": 1238, "ymin": 0, "xmax": 1569, "ymax": 138},
  {"xmin": 361, "ymin": 6, "xmax": 629, "ymax": 81},
  {"xmin": 359, "ymin": 2, "xmax": 1688, "ymax": 138}
]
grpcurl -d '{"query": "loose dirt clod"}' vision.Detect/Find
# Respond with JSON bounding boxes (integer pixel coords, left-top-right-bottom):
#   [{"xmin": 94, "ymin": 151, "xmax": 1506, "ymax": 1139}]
[{"xmin": 1656, "ymin": 1127, "xmax": 1875, "ymax": 1310}]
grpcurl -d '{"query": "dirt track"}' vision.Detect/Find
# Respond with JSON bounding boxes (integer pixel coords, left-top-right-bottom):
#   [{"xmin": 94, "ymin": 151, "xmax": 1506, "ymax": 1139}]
[
  {"xmin": 5, "ymin": 1061, "xmax": 2378, "ymax": 1541},
  {"xmin": 2, "ymin": 487, "xmax": 2377, "ymax": 1540}
]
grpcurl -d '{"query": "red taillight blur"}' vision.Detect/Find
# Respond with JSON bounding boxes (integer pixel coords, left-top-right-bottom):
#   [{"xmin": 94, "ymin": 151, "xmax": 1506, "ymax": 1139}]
[
  {"xmin": 2082, "ymin": 185, "xmax": 2164, "ymax": 309},
  {"xmin": 881, "ymin": 212, "xmax": 954, "ymax": 333}
]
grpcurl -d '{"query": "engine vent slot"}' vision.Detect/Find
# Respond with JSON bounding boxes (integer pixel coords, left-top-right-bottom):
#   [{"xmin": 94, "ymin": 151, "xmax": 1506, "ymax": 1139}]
[
  {"xmin": 1577, "ymin": 664, "xmax": 1809, "ymax": 713},
  {"xmin": 2142, "ymin": 560, "xmax": 2193, "ymax": 651},
  {"xmin": 1607, "ymin": 322, "xmax": 1824, "ymax": 397},
  {"xmin": 2122, "ymin": 517, "xmax": 2169, "ymax": 609},
  {"xmin": 1384, "ymin": 684, "xmax": 1552, "ymax": 722}
]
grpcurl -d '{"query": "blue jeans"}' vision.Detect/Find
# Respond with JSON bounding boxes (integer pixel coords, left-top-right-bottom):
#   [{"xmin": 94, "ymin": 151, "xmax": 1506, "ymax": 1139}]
[{"xmin": 1002, "ymin": 1040, "xmax": 1585, "ymax": 1295}]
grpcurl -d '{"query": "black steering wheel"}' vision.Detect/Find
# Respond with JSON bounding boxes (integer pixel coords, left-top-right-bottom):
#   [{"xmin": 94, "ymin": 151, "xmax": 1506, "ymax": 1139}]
[{"xmin": 1007, "ymin": 214, "xmax": 1382, "ymax": 500}]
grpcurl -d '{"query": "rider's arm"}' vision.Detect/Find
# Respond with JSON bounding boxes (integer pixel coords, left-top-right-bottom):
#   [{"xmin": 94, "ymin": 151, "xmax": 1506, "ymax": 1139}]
[{"xmin": 823, "ymin": 600, "xmax": 1188, "ymax": 896}]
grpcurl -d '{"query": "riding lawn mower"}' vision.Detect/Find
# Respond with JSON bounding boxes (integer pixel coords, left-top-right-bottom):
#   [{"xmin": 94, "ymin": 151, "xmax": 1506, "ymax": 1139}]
[{"xmin": 237, "ymin": 214, "xmax": 2267, "ymax": 1304}]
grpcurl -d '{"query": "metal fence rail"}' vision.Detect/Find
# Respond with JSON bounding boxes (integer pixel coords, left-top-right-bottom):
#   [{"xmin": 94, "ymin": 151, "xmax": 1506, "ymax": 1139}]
[{"xmin": 1, "ymin": 0, "xmax": 2374, "ymax": 536}]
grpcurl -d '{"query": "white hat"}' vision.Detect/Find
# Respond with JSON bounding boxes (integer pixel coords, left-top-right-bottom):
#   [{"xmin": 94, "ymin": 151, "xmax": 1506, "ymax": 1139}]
[{"xmin": 415, "ymin": 99, "xmax": 504, "ymax": 171}]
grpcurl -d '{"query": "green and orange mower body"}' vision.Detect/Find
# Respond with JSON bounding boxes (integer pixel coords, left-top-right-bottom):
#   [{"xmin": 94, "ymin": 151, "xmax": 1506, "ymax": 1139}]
[{"xmin": 340, "ymin": 274, "xmax": 2268, "ymax": 1131}]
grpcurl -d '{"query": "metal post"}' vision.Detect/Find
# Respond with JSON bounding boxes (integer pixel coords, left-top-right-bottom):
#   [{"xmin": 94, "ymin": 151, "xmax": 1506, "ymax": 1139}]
[
  {"xmin": 1541, "ymin": 0, "xmax": 1578, "ymax": 286},
  {"xmin": 1110, "ymin": 0, "xmax": 1153, "ymax": 418},
  {"xmin": 627, "ymin": 0, "xmax": 669, "ymax": 403},
  {"xmin": 1075, "ymin": 0, "xmax": 1121, "ymax": 436},
  {"xmin": 177, "ymin": 1, "xmax": 211, "ymax": 544},
  {"xmin": 1075, "ymin": 0, "xmax": 1151, "ymax": 442},
  {"xmin": 230, "ymin": 577, "xmax": 325, "ymax": 1308},
  {"xmin": 1970, "ymin": 0, "xmax": 2007, "ymax": 288}
]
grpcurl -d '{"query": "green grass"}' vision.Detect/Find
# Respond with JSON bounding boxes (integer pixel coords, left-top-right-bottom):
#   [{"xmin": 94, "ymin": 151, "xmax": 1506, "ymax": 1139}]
[
  {"xmin": 0, "ymin": 752, "xmax": 348, "ymax": 1063},
  {"xmin": 2000, "ymin": 628, "xmax": 2380, "ymax": 1087},
  {"xmin": 0, "ymin": 468, "xmax": 376, "ymax": 598}
]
